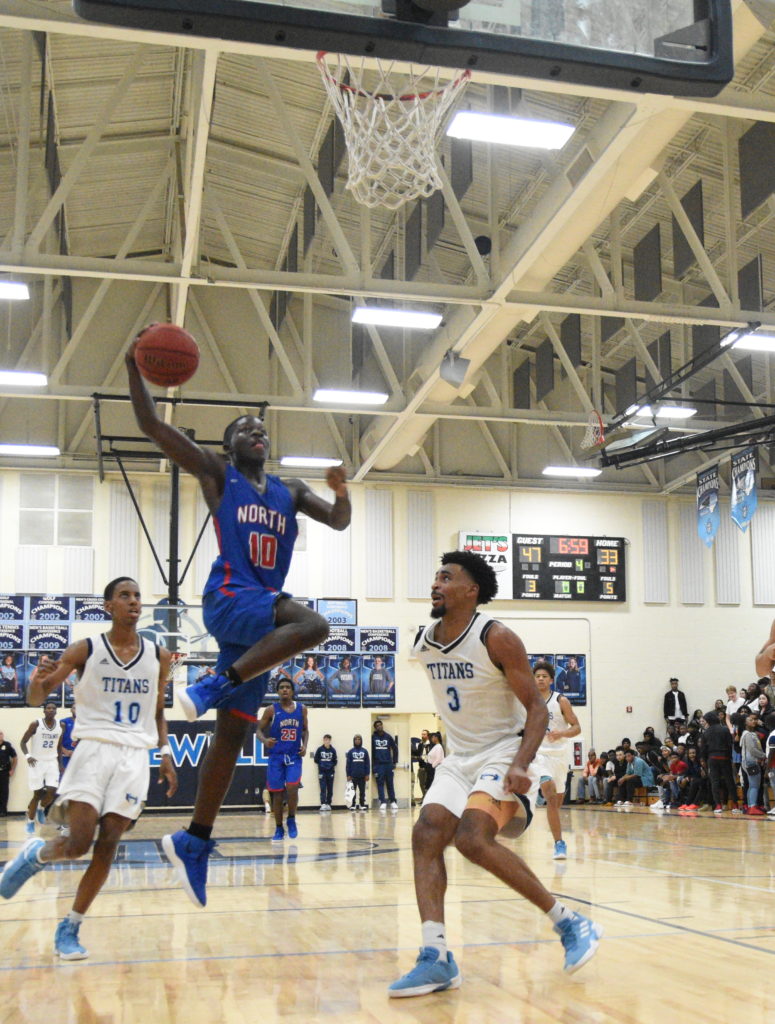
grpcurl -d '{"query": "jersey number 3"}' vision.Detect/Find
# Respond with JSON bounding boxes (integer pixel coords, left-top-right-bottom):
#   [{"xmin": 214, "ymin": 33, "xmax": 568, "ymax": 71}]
[
  {"xmin": 446, "ymin": 686, "xmax": 461, "ymax": 712},
  {"xmin": 249, "ymin": 531, "xmax": 277, "ymax": 570}
]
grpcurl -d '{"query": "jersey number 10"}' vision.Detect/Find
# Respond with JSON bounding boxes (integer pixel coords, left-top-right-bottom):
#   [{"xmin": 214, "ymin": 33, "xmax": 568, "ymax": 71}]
[{"xmin": 249, "ymin": 531, "xmax": 277, "ymax": 570}]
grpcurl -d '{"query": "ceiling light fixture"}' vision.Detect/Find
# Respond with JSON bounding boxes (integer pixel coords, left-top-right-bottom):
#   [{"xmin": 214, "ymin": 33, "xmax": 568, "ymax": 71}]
[
  {"xmin": 447, "ymin": 111, "xmax": 575, "ymax": 149},
  {"xmin": 313, "ymin": 388, "xmax": 388, "ymax": 405},
  {"xmin": 0, "ymin": 282, "xmax": 30, "ymax": 300},
  {"xmin": 352, "ymin": 307, "xmax": 442, "ymax": 330},
  {"xmin": 0, "ymin": 443, "xmax": 60, "ymax": 457},
  {"xmin": 542, "ymin": 466, "xmax": 602, "ymax": 478},
  {"xmin": 0, "ymin": 370, "xmax": 47, "ymax": 387},
  {"xmin": 730, "ymin": 332, "xmax": 775, "ymax": 353},
  {"xmin": 280, "ymin": 456, "xmax": 343, "ymax": 469},
  {"xmin": 655, "ymin": 404, "xmax": 697, "ymax": 419}
]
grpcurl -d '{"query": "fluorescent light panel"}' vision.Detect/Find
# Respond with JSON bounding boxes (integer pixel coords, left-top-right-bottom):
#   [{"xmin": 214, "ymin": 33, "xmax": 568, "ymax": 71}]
[
  {"xmin": 0, "ymin": 282, "xmax": 30, "ymax": 300},
  {"xmin": 447, "ymin": 111, "xmax": 574, "ymax": 150},
  {"xmin": 543, "ymin": 466, "xmax": 601, "ymax": 478},
  {"xmin": 655, "ymin": 404, "xmax": 697, "ymax": 419},
  {"xmin": 0, "ymin": 444, "xmax": 60, "ymax": 457},
  {"xmin": 313, "ymin": 388, "xmax": 388, "ymax": 406},
  {"xmin": 0, "ymin": 370, "xmax": 47, "ymax": 387},
  {"xmin": 280, "ymin": 456, "xmax": 343, "ymax": 468},
  {"xmin": 352, "ymin": 307, "xmax": 442, "ymax": 330},
  {"xmin": 731, "ymin": 333, "xmax": 775, "ymax": 353}
]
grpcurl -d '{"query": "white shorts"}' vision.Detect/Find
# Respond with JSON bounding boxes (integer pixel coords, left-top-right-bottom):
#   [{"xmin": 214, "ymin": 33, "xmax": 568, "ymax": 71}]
[
  {"xmin": 422, "ymin": 742, "xmax": 540, "ymax": 820},
  {"xmin": 534, "ymin": 752, "xmax": 570, "ymax": 792},
  {"xmin": 54, "ymin": 738, "xmax": 150, "ymax": 821},
  {"xmin": 28, "ymin": 760, "xmax": 59, "ymax": 791}
]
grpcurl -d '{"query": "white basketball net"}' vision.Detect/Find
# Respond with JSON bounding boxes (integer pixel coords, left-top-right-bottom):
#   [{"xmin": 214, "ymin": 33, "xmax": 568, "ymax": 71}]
[
  {"xmin": 580, "ymin": 410, "xmax": 605, "ymax": 450},
  {"xmin": 317, "ymin": 52, "xmax": 470, "ymax": 210}
]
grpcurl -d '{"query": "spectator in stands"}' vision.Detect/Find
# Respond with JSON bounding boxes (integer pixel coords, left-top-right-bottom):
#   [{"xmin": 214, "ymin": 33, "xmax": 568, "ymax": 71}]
[
  {"xmin": 663, "ymin": 678, "xmax": 688, "ymax": 728},
  {"xmin": 651, "ymin": 746, "xmax": 673, "ymax": 809},
  {"xmin": 620, "ymin": 738, "xmax": 633, "ymax": 754},
  {"xmin": 678, "ymin": 746, "xmax": 707, "ymax": 810},
  {"xmin": 764, "ymin": 712, "xmax": 775, "ymax": 817},
  {"xmin": 760, "ymin": 676, "xmax": 775, "ymax": 708},
  {"xmin": 743, "ymin": 681, "xmax": 762, "ymax": 708},
  {"xmin": 576, "ymin": 749, "xmax": 601, "ymax": 803},
  {"xmin": 741, "ymin": 713, "xmax": 766, "ymax": 815},
  {"xmin": 757, "ymin": 693, "xmax": 772, "ymax": 720},
  {"xmin": 426, "ymin": 731, "xmax": 445, "ymax": 789},
  {"xmin": 616, "ymin": 750, "xmax": 654, "ymax": 806},
  {"xmin": 726, "ymin": 686, "xmax": 745, "ymax": 718},
  {"xmin": 664, "ymin": 752, "xmax": 687, "ymax": 807},
  {"xmin": 641, "ymin": 727, "xmax": 661, "ymax": 752},
  {"xmin": 700, "ymin": 711, "xmax": 741, "ymax": 815},
  {"xmin": 603, "ymin": 749, "xmax": 627, "ymax": 805}
]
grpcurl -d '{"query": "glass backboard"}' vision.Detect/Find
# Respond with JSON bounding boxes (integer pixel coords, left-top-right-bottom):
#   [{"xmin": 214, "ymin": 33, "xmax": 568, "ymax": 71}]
[{"xmin": 74, "ymin": 0, "xmax": 733, "ymax": 96}]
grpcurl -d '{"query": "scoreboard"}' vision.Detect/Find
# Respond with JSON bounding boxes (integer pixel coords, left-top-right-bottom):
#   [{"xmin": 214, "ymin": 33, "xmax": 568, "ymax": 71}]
[{"xmin": 513, "ymin": 535, "xmax": 626, "ymax": 602}]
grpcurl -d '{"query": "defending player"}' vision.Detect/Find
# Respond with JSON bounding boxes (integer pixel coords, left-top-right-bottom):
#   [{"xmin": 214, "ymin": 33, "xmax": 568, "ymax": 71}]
[
  {"xmin": 0, "ymin": 577, "xmax": 177, "ymax": 960},
  {"xmin": 256, "ymin": 678, "xmax": 308, "ymax": 841},
  {"xmin": 389, "ymin": 551, "xmax": 601, "ymax": 998},
  {"xmin": 532, "ymin": 660, "xmax": 580, "ymax": 859},
  {"xmin": 127, "ymin": 342, "xmax": 350, "ymax": 907},
  {"xmin": 19, "ymin": 700, "xmax": 60, "ymax": 834}
]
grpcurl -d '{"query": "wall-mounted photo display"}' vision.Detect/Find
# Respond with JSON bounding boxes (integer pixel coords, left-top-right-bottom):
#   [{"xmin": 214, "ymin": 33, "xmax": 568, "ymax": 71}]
[
  {"xmin": 554, "ymin": 654, "xmax": 587, "ymax": 706},
  {"xmin": 0, "ymin": 650, "xmax": 25, "ymax": 706},
  {"xmin": 24, "ymin": 652, "xmax": 66, "ymax": 706},
  {"xmin": 263, "ymin": 662, "xmax": 294, "ymax": 704},
  {"xmin": 325, "ymin": 654, "xmax": 362, "ymax": 707},
  {"xmin": 290, "ymin": 653, "xmax": 327, "ymax": 706},
  {"xmin": 361, "ymin": 654, "xmax": 395, "ymax": 708}
]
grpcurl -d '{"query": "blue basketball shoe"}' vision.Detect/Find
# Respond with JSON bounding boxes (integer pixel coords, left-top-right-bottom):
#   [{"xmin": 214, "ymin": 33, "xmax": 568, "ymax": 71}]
[
  {"xmin": 178, "ymin": 673, "xmax": 234, "ymax": 721},
  {"xmin": 0, "ymin": 838, "xmax": 46, "ymax": 899},
  {"xmin": 554, "ymin": 912, "xmax": 603, "ymax": 973},
  {"xmin": 272, "ymin": 826, "xmax": 285, "ymax": 842},
  {"xmin": 388, "ymin": 947, "xmax": 461, "ymax": 998},
  {"xmin": 161, "ymin": 830, "xmax": 215, "ymax": 908},
  {"xmin": 35, "ymin": 807, "xmax": 46, "ymax": 825},
  {"xmin": 55, "ymin": 918, "xmax": 88, "ymax": 960},
  {"xmin": 553, "ymin": 839, "xmax": 567, "ymax": 860},
  {"xmin": 286, "ymin": 817, "xmax": 298, "ymax": 839},
  {"xmin": 25, "ymin": 818, "xmax": 35, "ymax": 835}
]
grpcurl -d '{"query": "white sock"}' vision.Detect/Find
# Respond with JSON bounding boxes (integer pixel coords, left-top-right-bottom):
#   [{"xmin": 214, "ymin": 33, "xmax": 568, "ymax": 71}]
[
  {"xmin": 546, "ymin": 901, "xmax": 574, "ymax": 925},
  {"xmin": 67, "ymin": 910, "xmax": 85, "ymax": 925},
  {"xmin": 421, "ymin": 920, "xmax": 447, "ymax": 958}
]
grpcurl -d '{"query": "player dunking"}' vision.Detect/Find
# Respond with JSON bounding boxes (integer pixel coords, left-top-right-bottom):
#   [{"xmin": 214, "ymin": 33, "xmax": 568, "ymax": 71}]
[
  {"xmin": 126, "ymin": 341, "xmax": 351, "ymax": 907},
  {"xmin": 256, "ymin": 678, "xmax": 308, "ymax": 841},
  {"xmin": 389, "ymin": 551, "xmax": 601, "ymax": 998},
  {"xmin": 532, "ymin": 660, "xmax": 580, "ymax": 860},
  {"xmin": 0, "ymin": 577, "xmax": 177, "ymax": 960}
]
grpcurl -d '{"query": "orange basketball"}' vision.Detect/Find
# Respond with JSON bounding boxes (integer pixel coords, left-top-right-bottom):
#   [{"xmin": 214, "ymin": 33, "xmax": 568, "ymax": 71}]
[{"xmin": 135, "ymin": 324, "xmax": 200, "ymax": 387}]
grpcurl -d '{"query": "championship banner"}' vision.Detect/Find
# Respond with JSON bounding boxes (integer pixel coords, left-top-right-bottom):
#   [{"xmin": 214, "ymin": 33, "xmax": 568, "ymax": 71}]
[
  {"xmin": 458, "ymin": 531, "xmax": 514, "ymax": 599},
  {"xmin": 0, "ymin": 596, "xmax": 25, "ymax": 621},
  {"xmin": 697, "ymin": 465, "xmax": 720, "ymax": 548},
  {"xmin": 730, "ymin": 446, "xmax": 758, "ymax": 533},
  {"xmin": 29, "ymin": 596, "xmax": 71, "ymax": 621}
]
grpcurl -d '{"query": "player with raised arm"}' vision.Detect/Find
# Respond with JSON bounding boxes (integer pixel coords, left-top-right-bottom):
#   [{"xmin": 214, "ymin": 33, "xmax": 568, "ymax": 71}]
[
  {"xmin": 126, "ymin": 340, "xmax": 350, "ymax": 907},
  {"xmin": 0, "ymin": 577, "xmax": 177, "ymax": 960},
  {"xmin": 532, "ymin": 660, "xmax": 581, "ymax": 859},
  {"xmin": 389, "ymin": 551, "xmax": 601, "ymax": 998}
]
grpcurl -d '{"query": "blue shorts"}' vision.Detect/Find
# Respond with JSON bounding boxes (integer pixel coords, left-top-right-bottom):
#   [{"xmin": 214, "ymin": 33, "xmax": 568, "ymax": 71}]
[
  {"xmin": 267, "ymin": 754, "xmax": 303, "ymax": 791},
  {"xmin": 203, "ymin": 587, "xmax": 287, "ymax": 720}
]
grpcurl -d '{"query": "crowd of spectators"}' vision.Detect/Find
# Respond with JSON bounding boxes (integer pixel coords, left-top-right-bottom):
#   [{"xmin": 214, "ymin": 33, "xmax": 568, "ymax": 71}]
[{"xmin": 573, "ymin": 677, "xmax": 775, "ymax": 816}]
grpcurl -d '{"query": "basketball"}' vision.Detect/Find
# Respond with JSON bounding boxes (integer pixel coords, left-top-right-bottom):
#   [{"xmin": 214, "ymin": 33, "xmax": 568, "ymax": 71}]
[{"xmin": 135, "ymin": 324, "xmax": 200, "ymax": 387}]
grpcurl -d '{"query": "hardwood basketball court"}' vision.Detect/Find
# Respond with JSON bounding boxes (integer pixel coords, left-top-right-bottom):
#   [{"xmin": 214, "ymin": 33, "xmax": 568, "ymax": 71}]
[{"xmin": 0, "ymin": 804, "xmax": 770, "ymax": 1023}]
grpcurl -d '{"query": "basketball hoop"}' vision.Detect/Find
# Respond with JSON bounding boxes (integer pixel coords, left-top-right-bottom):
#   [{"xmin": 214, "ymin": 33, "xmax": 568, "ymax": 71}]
[
  {"xmin": 579, "ymin": 410, "xmax": 606, "ymax": 451},
  {"xmin": 317, "ymin": 52, "xmax": 470, "ymax": 210}
]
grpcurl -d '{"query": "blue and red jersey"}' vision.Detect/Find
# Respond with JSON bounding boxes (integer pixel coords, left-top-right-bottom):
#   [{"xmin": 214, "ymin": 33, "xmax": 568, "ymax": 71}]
[
  {"xmin": 269, "ymin": 700, "xmax": 304, "ymax": 758},
  {"xmin": 203, "ymin": 465, "xmax": 298, "ymax": 597}
]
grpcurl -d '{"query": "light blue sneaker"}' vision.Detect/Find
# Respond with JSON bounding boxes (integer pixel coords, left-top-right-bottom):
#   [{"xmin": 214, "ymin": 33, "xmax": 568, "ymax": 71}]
[
  {"xmin": 54, "ymin": 918, "xmax": 88, "ymax": 960},
  {"xmin": 161, "ymin": 830, "xmax": 216, "ymax": 908},
  {"xmin": 388, "ymin": 947, "xmax": 461, "ymax": 998},
  {"xmin": 272, "ymin": 826, "xmax": 285, "ymax": 842},
  {"xmin": 25, "ymin": 818, "xmax": 35, "ymax": 835},
  {"xmin": 554, "ymin": 913, "xmax": 603, "ymax": 973},
  {"xmin": 0, "ymin": 838, "xmax": 46, "ymax": 899},
  {"xmin": 553, "ymin": 839, "xmax": 567, "ymax": 860},
  {"xmin": 177, "ymin": 672, "xmax": 233, "ymax": 722},
  {"xmin": 35, "ymin": 807, "xmax": 46, "ymax": 825},
  {"xmin": 287, "ymin": 817, "xmax": 298, "ymax": 840}
]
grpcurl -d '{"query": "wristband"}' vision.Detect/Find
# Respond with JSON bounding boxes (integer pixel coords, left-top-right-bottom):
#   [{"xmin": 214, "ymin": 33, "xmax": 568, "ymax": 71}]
[{"xmin": 158, "ymin": 745, "xmax": 171, "ymax": 757}]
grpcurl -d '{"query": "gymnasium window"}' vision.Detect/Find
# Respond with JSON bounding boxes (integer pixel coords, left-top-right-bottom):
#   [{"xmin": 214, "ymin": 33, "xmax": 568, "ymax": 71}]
[{"xmin": 19, "ymin": 474, "xmax": 94, "ymax": 546}]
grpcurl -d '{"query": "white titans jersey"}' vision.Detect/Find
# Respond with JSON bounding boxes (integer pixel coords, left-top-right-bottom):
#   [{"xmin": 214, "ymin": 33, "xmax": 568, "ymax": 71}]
[
  {"xmin": 29, "ymin": 717, "xmax": 60, "ymax": 762},
  {"xmin": 413, "ymin": 613, "xmax": 526, "ymax": 757},
  {"xmin": 538, "ymin": 690, "xmax": 570, "ymax": 763},
  {"xmin": 72, "ymin": 634, "xmax": 160, "ymax": 749}
]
